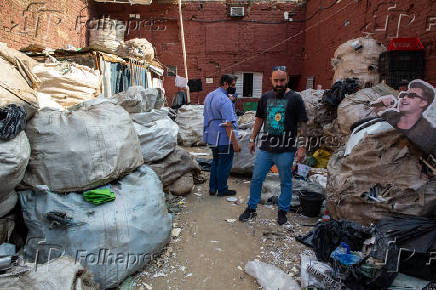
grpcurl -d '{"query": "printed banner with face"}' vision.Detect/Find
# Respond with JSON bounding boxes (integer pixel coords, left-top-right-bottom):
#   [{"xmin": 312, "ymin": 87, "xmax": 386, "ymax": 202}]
[{"xmin": 371, "ymin": 79, "xmax": 436, "ymax": 156}]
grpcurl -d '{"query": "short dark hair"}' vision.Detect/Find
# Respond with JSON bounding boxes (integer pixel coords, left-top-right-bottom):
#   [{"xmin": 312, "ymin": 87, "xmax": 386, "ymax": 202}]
[
  {"xmin": 409, "ymin": 80, "xmax": 435, "ymax": 108},
  {"xmin": 220, "ymin": 74, "xmax": 237, "ymax": 86}
]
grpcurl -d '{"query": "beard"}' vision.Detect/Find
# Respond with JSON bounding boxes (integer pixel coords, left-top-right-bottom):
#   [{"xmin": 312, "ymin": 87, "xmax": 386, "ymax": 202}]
[{"xmin": 273, "ymin": 85, "xmax": 286, "ymax": 96}]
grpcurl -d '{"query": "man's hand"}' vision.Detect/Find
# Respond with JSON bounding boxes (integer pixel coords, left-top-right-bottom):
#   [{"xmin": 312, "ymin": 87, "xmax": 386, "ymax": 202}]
[
  {"xmin": 249, "ymin": 142, "xmax": 256, "ymax": 155},
  {"xmin": 296, "ymin": 147, "xmax": 306, "ymax": 163},
  {"xmin": 371, "ymin": 95, "xmax": 397, "ymax": 115},
  {"xmin": 233, "ymin": 142, "xmax": 241, "ymax": 152}
]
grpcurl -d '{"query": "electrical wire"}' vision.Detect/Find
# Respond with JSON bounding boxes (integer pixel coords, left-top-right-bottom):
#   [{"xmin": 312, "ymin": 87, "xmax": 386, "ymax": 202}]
[
  {"xmin": 292, "ymin": 0, "xmax": 341, "ymax": 23},
  {"xmin": 160, "ymin": 0, "xmax": 339, "ymax": 24},
  {"xmin": 208, "ymin": 0, "xmax": 355, "ymax": 77},
  {"xmin": 153, "ymin": 0, "xmax": 347, "ymax": 78},
  {"xmin": 160, "ymin": 16, "xmax": 289, "ymax": 24}
]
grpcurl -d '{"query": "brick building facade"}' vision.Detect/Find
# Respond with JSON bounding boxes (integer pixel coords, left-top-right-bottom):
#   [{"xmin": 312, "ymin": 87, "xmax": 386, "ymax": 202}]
[
  {"xmin": 0, "ymin": 0, "xmax": 89, "ymax": 50},
  {"xmin": 1, "ymin": 0, "xmax": 435, "ymax": 104},
  {"xmin": 89, "ymin": 1, "xmax": 306, "ymax": 105},
  {"xmin": 301, "ymin": 0, "xmax": 436, "ymax": 89}
]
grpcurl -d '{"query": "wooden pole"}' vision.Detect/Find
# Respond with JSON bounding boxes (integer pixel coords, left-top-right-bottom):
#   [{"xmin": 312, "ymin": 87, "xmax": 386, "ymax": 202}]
[{"xmin": 178, "ymin": 0, "xmax": 190, "ymax": 103}]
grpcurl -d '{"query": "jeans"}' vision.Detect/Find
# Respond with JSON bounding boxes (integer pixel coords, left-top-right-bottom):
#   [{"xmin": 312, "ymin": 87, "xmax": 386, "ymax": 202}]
[
  {"xmin": 248, "ymin": 149, "xmax": 295, "ymax": 212},
  {"xmin": 209, "ymin": 145, "xmax": 234, "ymax": 194}
]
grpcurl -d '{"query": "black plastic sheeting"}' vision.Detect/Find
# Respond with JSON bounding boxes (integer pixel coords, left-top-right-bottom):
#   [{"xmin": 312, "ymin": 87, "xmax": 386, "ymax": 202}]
[
  {"xmin": 0, "ymin": 104, "xmax": 27, "ymax": 140},
  {"xmin": 171, "ymin": 91, "xmax": 187, "ymax": 109},
  {"xmin": 297, "ymin": 220, "xmax": 397, "ymax": 290},
  {"xmin": 323, "ymin": 78, "xmax": 360, "ymax": 107},
  {"xmin": 187, "ymin": 79, "xmax": 203, "ymax": 93},
  {"xmin": 196, "ymin": 158, "xmax": 212, "ymax": 172},
  {"xmin": 371, "ymin": 215, "xmax": 436, "ymax": 281},
  {"xmin": 296, "ymin": 219, "xmax": 372, "ymax": 262}
]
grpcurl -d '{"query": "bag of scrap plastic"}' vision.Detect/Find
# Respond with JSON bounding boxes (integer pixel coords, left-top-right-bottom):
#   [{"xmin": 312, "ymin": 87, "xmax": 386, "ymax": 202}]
[
  {"xmin": 23, "ymin": 99, "xmax": 143, "ymax": 192},
  {"xmin": 131, "ymin": 109, "xmax": 178, "ymax": 163},
  {"xmin": 175, "ymin": 105, "xmax": 204, "ymax": 146},
  {"xmin": 245, "ymin": 260, "xmax": 300, "ymax": 290},
  {"xmin": 323, "ymin": 78, "xmax": 360, "ymax": 107},
  {"xmin": 19, "ymin": 165, "xmax": 171, "ymax": 289},
  {"xmin": 113, "ymin": 86, "xmax": 164, "ymax": 113}
]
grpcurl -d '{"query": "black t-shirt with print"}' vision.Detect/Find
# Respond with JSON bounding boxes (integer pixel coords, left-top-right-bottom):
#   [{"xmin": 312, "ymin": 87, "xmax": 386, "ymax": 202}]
[{"xmin": 255, "ymin": 90, "xmax": 308, "ymax": 153}]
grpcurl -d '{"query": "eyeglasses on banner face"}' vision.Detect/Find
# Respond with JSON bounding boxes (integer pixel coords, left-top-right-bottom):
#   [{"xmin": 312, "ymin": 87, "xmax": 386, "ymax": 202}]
[
  {"xmin": 272, "ymin": 66, "xmax": 287, "ymax": 71},
  {"xmin": 399, "ymin": 92, "xmax": 425, "ymax": 100}
]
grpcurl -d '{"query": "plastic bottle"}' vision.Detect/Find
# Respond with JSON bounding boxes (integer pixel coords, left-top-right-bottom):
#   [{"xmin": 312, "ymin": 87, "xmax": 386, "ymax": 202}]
[
  {"xmin": 330, "ymin": 242, "xmax": 360, "ymax": 265},
  {"xmin": 322, "ymin": 210, "xmax": 331, "ymax": 222},
  {"xmin": 337, "ymin": 242, "xmax": 350, "ymax": 254}
]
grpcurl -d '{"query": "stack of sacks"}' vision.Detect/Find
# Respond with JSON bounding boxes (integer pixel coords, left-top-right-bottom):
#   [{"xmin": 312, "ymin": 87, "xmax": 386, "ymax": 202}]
[{"xmin": 331, "ymin": 37, "xmax": 386, "ymax": 88}]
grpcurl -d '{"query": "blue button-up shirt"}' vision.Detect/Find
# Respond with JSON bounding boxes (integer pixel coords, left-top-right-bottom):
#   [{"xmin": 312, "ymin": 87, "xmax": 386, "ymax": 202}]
[{"xmin": 203, "ymin": 87, "xmax": 238, "ymax": 146}]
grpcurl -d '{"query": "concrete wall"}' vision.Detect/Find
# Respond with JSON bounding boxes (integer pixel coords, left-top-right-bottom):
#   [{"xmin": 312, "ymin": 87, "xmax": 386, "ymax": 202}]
[
  {"xmin": 0, "ymin": 0, "xmax": 89, "ymax": 50},
  {"xmin": 90, "ymin": 1, "xmax": 306, "ymax": 104},
  {"xmin": 301, "ymin": 0, "xmax": 436, "ymax": 89}
]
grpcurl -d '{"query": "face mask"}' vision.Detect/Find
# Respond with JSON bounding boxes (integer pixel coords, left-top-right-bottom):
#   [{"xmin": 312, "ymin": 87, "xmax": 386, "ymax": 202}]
[
  {"xmin": 227, "ymin": 87, "xmax": 236, "ymax": 95},
  {"xmin": 230, "ymin": 94, "xmax": 238, "ymax": 104}
]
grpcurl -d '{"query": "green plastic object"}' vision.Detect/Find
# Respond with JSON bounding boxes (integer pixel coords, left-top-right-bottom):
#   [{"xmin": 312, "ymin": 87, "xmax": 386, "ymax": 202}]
[
  {"xmin": 304, "ymin": 155, "xmax": 318, "ymax": 168},
  {"xmin": 83, "ymin": 188, "xmax": 115, "ymax": 205},
  {"xmin": 243, "ymin": 101, "xmax": 258, "ymax": 112}
]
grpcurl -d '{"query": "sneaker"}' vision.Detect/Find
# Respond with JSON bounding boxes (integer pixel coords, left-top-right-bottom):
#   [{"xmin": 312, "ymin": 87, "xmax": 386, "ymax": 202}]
[
  {"xmin": 239, "ymin": 207, "xmax": 257, "ymax": 222},
  {"xmin": 277, "ymin": 210, "xmax": 287, "ymax": 225},
  {"xmin": 217, "ymin": 189, "xmax": 237, "ymax": 196}
]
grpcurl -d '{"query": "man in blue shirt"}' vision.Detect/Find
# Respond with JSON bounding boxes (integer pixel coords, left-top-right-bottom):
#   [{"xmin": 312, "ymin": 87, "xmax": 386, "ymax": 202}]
[{"xmin": 203, "ymin": 74, "xmax": 241, "ymax": 196}]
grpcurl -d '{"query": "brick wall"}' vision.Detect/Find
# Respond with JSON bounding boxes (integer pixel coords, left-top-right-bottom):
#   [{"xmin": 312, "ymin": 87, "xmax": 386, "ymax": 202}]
[
  {"xmin": 300, "ymin": 0, "xmax": 436, "ymax": 90},
  {"xmin": 0, "ymin": 0, "xmax": 89, "ymax": 50},
  {"xmin": 90, "ymin": 1, "xmax": 306, "ymax": 104},
  {"xmin": 5, "ymin": 1, "xmax": 432, "ymax": 97}
]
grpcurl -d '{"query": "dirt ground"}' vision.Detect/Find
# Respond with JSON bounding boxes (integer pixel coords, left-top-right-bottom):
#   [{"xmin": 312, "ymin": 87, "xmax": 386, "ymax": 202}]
[{"xmin": 129, "ymin": 159, "xmax": 319, "ymax": 290}]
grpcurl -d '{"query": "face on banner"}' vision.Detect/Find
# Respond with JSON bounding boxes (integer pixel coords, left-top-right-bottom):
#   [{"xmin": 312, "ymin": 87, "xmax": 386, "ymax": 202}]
[{"xmin": 373, "ymin": 79, "xmax": 436, "ymax": 156}]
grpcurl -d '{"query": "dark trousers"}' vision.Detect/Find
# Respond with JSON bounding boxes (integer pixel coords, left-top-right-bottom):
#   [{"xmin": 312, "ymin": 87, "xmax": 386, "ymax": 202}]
[{"xmin": 209, "ymin": 145, "xmax": 234, "ymax": 194}]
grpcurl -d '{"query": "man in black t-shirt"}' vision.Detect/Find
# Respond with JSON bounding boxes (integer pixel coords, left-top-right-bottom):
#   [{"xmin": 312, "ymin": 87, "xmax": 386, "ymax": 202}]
[{"xmin": 239, "ymin": 66, "xmax": 308, "ymax": 225}]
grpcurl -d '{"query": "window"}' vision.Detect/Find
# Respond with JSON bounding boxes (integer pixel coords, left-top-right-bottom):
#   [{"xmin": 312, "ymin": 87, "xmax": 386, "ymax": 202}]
[
  {"xmin": 287, "ymin": 75, "xmax": 300, "ymax": 91},
  {"xmin": 306, "ymin": 76, "xmax": 315, "ymax": 89},
  {"xmin": 243, "ymin": 73, "xmax": 253, "ymax": 98},
  {"xmin": 167, "ymin": 66, "xmax": 177, "ymax": 77},
  {"xmin": 234, "ymin": 72, "xmax": 263, "ymax": 98}
]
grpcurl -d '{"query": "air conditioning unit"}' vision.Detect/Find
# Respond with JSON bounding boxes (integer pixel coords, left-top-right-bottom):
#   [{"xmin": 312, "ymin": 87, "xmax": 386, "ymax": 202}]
[{"xmin": 230, "ymin": 7, "xmax": 244, "ymax": 17}]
